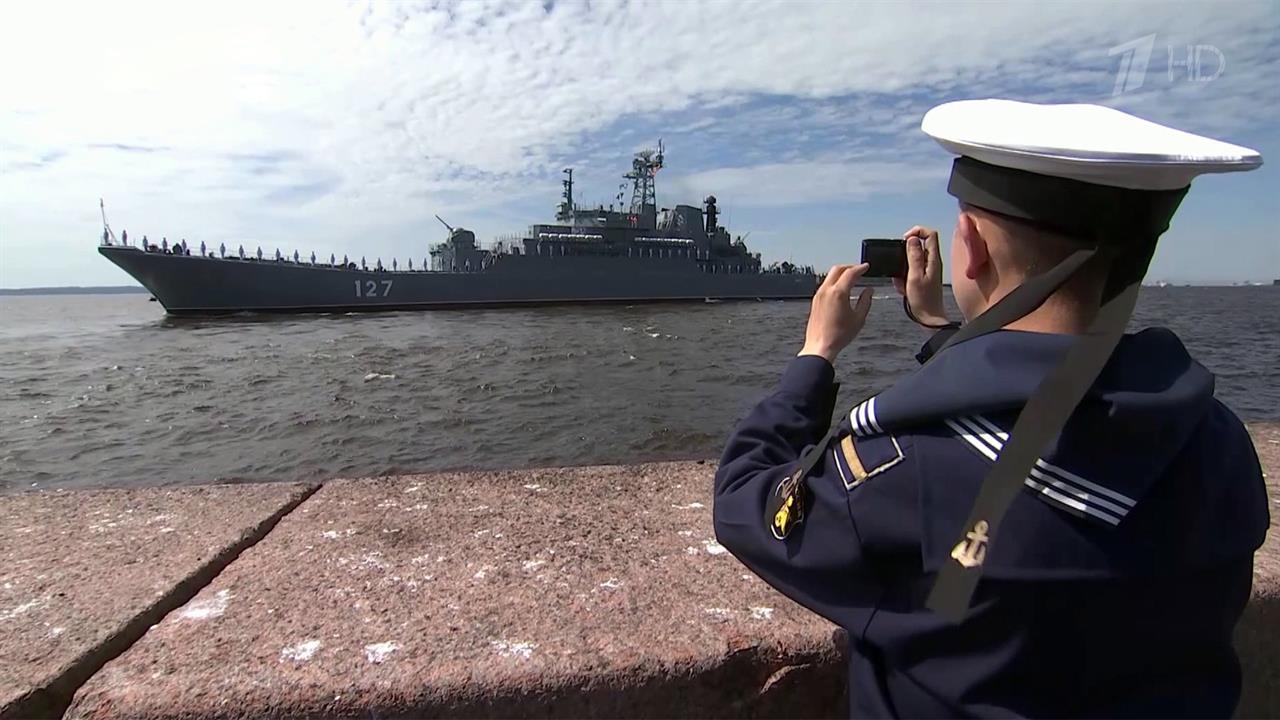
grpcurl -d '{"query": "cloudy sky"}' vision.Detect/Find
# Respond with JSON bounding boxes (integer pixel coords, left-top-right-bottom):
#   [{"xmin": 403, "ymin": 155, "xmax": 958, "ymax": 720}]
[{"xmin": 1, "ymin": 0, "xmax": 1277, "ymax": 287}]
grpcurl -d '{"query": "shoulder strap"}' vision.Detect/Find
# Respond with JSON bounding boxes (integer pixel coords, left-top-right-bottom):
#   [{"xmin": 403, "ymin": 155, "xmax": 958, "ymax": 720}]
[{"xmin": 925, "ymin": 277, "xmax": 1140, "ymax": 621}]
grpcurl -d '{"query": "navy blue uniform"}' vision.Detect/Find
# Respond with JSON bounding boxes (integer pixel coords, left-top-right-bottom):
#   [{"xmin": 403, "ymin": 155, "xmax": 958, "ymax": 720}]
[{"xmin": 714, "ymin": 328, "xmax": 1270, "ymax": 718}]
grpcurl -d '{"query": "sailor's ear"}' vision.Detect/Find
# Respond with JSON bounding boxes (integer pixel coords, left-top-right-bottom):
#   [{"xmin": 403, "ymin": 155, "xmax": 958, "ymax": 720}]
[{"xmin": 956, "ymin": 210, "xmax": 988, "ymax": 281}]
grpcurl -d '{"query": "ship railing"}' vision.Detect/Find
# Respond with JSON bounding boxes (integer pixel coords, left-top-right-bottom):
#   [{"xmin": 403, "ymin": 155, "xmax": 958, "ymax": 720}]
[{"xmin": 536, "ymin": 232, "xmax": 606, "ymax": 241}]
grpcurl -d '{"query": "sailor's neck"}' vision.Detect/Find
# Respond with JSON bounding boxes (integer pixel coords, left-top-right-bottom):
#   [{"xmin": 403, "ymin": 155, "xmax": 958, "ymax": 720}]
[{"xmin": 998, "ymin": 302, "xmax": 1098, "ymax": 335}]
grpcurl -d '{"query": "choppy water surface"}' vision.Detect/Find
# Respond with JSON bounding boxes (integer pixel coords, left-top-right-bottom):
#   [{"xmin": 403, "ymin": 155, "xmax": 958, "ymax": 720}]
[{"xmin": 1, "ymin": 286, "xmax": 1276, "ymax": 491}]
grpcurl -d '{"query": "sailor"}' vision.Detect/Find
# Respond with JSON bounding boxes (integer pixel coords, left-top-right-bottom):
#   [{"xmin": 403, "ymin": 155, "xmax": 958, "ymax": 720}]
[
  {"xmin": 392, "ymin": 258, "xmax": 397, "ymax": 272},
  {"xmin": 294, "ymin": 250, "xmax": 300, "ymax": 263},
  {"xmin": 275, "ymin": 248, "xmax": 282, "ymax": 262},
  {"xmin": 376, "ymin": 257, "xmax": 383, "ymax": 271},
  {"xmin": 161, "ymin": 237, "xmax": 168, "ymax": 253},
  {"xmin": 180, "ymin": 239, "xmax": 188, "ymax": 254},
  {"xmin": 121, "ymin": 229, "xmax": 128, "ymax": 246},
  {"xmin": 256, "ymin": 246, "xmax": 263, "ymax": 261},
  {"xmin": 343, "ymin": 254, "xmax": 349, "ymax": 266},
  {"xmin": 713, "ymin": 100, "xmax": 1267, "ymax": 718},
  {"xmin": 408, "ymin": 258, "xmax": 413, "ymax": 271},
  {"xmin": 330, "ymin": 253, "xmax": 336, "ymax": 266},
  {"xmin": 238, "ymin": 244, "xmax": 244, "ymax": 259},
  {"xmin": 310, "ymin": 251, "xmax": 316, "ymax": 265},
  {"xmin": 220, "ymin": 242, "xmax": 226, "ymax": 258},
  {"xmin": 361, "ymin": 256, "xmax": 367, "ymax": 270},
  {"xmin": 199, "ymin": 240, "xmax": 206, "ymax": 257}
]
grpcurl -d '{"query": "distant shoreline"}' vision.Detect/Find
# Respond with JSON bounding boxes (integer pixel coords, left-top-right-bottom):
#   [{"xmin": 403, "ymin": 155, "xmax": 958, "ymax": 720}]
[{"xmin": 0, "ymin": 286, "xmax": 148, "ymax": 296}]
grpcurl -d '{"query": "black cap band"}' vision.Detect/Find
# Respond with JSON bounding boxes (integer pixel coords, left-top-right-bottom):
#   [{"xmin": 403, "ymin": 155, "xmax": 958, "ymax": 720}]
[{"xmin": 947, "ymin": 157, "xmax": 1189, "ymax": 243}]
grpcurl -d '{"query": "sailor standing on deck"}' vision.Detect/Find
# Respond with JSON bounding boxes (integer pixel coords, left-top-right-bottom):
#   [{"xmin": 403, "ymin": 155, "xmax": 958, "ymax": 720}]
[{"xmin": 713, "ymin": 100, "xmax": 1268, "ymax": 718}]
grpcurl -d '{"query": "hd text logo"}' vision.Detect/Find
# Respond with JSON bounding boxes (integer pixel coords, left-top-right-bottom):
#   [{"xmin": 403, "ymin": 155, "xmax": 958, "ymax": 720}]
[{"xmin": 1109, "ymin": 34, "xmax": 1225, "ymax": 96}]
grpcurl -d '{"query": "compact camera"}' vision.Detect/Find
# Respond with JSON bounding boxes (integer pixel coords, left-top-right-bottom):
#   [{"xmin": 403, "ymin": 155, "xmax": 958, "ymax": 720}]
[{"xmin": 860, "ymin": 238, "xmax": 907, "ymax": 278}]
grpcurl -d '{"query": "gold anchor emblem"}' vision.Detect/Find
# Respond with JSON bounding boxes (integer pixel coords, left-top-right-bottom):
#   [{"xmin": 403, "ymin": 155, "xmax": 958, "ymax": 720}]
[{"xmin": 950, "ymin": 520, "xmax": 990, "ymax": 568}]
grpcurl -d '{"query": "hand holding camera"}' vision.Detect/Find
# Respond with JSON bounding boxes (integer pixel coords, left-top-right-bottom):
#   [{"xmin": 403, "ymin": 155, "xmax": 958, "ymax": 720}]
[
  {"xmin": 859, "ymin": 228, "xmax": 950, "ymax": 329},
  {"xmin": 894, "ymin": 226, "xmax": 950, "ymax": 329}
]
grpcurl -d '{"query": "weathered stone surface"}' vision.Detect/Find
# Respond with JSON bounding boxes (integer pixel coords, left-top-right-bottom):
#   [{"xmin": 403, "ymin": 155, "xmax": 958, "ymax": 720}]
[
  {"xmin": 66, "ymin": 463, "xmax": 843, "ymax": 719},
  {"xmin": 1236, "ymin": 422, "xmax": 1279, "ymax": 719},
  {"xmin": 0, "ymin": 482, "xmax": 316, "ymax": 720},
  {"xmin": 63, "ymin": 424, "xmax": 1280, "ymax": 720}
]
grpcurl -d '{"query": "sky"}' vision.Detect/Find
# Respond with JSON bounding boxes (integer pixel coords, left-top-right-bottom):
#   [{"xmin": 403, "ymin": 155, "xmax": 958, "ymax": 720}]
[{"xmin": 1, "ymin": 0, "xmax": 1277, "ymax": 288}]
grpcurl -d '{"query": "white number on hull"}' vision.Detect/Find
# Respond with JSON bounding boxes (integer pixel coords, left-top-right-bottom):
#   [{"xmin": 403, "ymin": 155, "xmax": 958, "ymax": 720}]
[{"xmin": 353, "ymin": 280, "xmax": 393, "ymax": 298}]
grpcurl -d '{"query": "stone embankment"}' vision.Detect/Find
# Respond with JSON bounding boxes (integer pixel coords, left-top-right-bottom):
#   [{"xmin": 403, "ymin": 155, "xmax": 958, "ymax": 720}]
[{"xmin": 3, "ymin": 425, "xmax": 1277, "ymax": 719}]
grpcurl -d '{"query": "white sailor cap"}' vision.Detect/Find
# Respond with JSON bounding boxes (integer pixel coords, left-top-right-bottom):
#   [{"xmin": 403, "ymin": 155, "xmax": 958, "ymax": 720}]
[{"xmin": 920, "ymin": 99, "xmax": 1263, "ymax": 243}]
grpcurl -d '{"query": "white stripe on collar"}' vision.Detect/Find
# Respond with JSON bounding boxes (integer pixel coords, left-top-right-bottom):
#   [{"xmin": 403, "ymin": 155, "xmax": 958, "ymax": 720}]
[
  {"xmin": 965, "ymin": 414, "xmax": 1136, "ymax": 508},
  {"xmin": 849, "ymin": 396, "xmax": 882, "ymax": 437},
  {"xmin": 944, "ymin": 415, "xmax": 1131, "ymax": 526},
  {"xmin": 867, "ymin": 396, "xmax": 884, "ymax": 434}
]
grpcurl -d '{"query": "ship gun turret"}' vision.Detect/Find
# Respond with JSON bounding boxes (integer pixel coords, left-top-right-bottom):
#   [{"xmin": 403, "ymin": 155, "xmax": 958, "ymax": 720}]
[{"xmin": 429, "ymin": 215, "xmax": 487, "ymax": 272}]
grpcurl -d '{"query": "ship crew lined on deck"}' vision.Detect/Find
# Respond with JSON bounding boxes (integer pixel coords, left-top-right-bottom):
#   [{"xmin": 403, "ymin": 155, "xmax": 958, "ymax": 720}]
[{"xmin": 713, "ymin": 99, "xmax": 1268, "ymax": 718}]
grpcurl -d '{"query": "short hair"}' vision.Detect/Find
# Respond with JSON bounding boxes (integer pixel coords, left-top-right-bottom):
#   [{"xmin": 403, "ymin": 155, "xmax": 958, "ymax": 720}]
[{"xmin": 960, "ymin": 202, "xmax": 1107, "ymax": 306}]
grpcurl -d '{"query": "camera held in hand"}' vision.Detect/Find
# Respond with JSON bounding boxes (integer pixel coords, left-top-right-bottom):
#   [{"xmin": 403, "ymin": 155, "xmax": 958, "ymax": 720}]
[{"xmin": 860, "ymin": 238, "xmax": 907, "ymax": 278}]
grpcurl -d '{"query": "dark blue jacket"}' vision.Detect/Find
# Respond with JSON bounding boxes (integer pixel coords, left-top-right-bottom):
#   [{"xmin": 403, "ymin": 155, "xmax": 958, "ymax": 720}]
[{"xmin": 714, "ymin": 328, "xmax": 1269, "ymax": 718}]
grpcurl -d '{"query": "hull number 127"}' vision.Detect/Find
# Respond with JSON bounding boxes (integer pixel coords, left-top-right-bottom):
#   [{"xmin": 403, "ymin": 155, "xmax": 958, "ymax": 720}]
[{"xmin": 355, "ymin": 280, "xmax": 393, "ymax": 298}]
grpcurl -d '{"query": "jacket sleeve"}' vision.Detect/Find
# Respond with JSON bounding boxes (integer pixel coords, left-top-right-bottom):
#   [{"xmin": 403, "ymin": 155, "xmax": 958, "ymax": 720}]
[{"xmin": 712, "ymin": 355, "xmax": 878, "ymax": 626}]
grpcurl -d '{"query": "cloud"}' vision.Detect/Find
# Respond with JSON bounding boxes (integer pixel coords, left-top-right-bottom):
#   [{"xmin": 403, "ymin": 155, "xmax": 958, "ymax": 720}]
[
  {"xmin": 87, "ymin": 143, "xmax": 170, "ymax": 154},
  {"xmin": 0, "ymin": 0, "xmax": 1276, "ymax": 285},
  {"xmin": 667, "ymin": 159, "xmax": 950, "ymax": 208}
]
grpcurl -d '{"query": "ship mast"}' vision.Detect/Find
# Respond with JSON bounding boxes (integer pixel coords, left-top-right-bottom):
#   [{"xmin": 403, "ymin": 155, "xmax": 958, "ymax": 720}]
[
  {"xmin": 625, "ymin": 140, "xmax": 663, "ymax": 222},
  {"xmin": 556, "ymin": 168, "xmax": 574, "ymax": 222},
  {"xmin": 99, "ymin": 198, "xmax": 117, "ymax": 245}
]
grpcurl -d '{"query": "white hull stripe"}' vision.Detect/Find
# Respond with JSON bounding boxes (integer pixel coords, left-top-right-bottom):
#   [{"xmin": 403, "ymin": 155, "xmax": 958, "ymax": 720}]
[
  {"xmin": 849, "ymin": 396, "xmax": 882, "ymax": 437},
  {"xmin": 944, "ymin": 417, "xmax": 1128, "ymax": 526}
]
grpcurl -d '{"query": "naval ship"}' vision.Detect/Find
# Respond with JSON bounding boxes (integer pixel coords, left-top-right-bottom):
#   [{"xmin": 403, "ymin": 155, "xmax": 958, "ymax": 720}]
[{"xmin": 97, "ymin": 143, "xmax": 818, "ymax": 314}]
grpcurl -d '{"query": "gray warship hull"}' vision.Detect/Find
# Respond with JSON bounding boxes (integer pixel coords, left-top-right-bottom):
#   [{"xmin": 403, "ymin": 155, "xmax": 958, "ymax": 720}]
[
  {"xmin": 98, "ymin": 141, "xmax": 821, "ymax": 314},
  {"xmin": 99, "ymin": 246, "xmax": 816, "ymax": 315}
]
